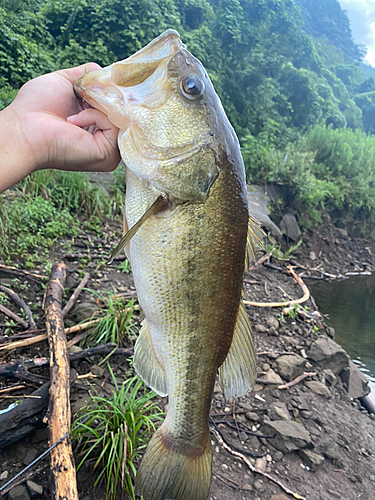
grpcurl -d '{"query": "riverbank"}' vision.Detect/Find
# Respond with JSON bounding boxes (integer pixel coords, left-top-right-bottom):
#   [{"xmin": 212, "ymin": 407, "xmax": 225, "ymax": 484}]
[{"xmin": 0, "ymin": 215, "xmax": 374, "ymax": 500}]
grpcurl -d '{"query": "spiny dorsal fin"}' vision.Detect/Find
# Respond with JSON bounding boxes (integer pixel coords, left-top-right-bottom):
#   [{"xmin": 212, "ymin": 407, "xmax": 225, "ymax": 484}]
[
  {"xmin": 133, "ymin": 319, "xmax": 168, "ymax": 397},
  {"xmin": 245, "ymin": 214, "xmax": 265, "ymax": 269},
  {"xmin": 218, "ymin": 301, "xmax": 256, "ymax": 400}
]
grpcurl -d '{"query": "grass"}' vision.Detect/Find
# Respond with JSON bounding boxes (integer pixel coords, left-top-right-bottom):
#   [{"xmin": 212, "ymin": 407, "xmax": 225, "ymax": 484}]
[
  {"xmin": 72, "ymin": 370, "xmax": 164, "ymax": 500},
  {"xmin": 84, "ymin": 294, "xmax": 138, "ymax": 347}
]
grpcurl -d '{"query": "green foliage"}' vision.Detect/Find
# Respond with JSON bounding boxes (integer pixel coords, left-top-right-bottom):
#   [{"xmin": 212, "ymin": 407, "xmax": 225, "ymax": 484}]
[
  {"xmin": 72, "ymin": 372, "xmax": 164, "ymax": 500},
  {"xmin": 84, "ymin": 295, "xmax": 137, "ymax": 347},
  {"xmin": 117, "ymin": 259, "xmax": 132, "ymax": 274}
]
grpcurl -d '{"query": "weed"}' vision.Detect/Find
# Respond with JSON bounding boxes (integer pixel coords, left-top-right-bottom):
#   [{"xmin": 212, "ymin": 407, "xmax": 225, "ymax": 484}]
[
  {"xmin": 84, "ymin": 295, "xmax": 138, "ymax": 347},
  {"xmin": 266, "ymin": 237, "xmax": 302, "ymax": 261},
  {"xmin": 72, "ymin": 371, "xmax": 164, "ymax": 500},
  {"xmin": 117, "ymin": 259, "xmax": 132, "ymax": 274}
]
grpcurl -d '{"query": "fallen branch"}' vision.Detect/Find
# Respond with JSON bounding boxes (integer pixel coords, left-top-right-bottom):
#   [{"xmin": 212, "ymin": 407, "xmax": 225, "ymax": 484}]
[
  {"xmin": 63, "ymin": 252, "xmax": 126, "ymax": 261},
  {"xmin": 62, "ymin": 272, "xmax": 90, "ymax": 318},
  {"xmin": 278, "ymin": 372, "xmax": 317, "ymax": 390},
  {"xmin": 43, "ymin": 262, "xmax": 78, "ymax": 500},
  {"xmin": 0, "ymin": 318, "xmax": 101, "ymax": 352},
  {"xmin": 210, "ymin": 426, "xmax": 306, "ymax": 500},
  {"xmin": 244, "ymin": 266, "xmax": 310, "ymax": 308},
  {"xmin": 0, "ymin": 304, "xmax": 28, "ymax": 329},
  {"xmin": 0, "ymin": 285, "xmax": 36, "ymax": 328},
  {"xmin": 248, "ymin": 252, "xmax": 273, "ymax": 271},
  {"xmin": 0, "ymin": 264, "xmax": 47, "ymax": 282}
]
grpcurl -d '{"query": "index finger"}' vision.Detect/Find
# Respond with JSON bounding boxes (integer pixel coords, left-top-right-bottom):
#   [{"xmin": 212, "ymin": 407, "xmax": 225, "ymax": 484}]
[{"xmin": 58, "ymin": 63, "xmax": 103, "ymax": 85}]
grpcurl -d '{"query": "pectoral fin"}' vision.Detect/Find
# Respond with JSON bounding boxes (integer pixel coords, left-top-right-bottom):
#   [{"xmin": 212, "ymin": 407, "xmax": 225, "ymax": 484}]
[
  {"xmin": 245, "ymin": 215, "xmax": 265, "ymax": 268},
  {"xmin": 107, "ymin": 195, "xmax": 167, "ymax": 264},
  {"xmin": 218, "ymin": 301, "xmax": 256, "ymax": 400},
  {"xmin": 134, "ymin": 319, "xmax": 168, "ymax": 397}
]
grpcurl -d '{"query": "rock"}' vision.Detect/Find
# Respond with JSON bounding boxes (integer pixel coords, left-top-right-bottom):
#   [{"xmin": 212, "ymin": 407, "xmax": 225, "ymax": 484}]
[
  {"xmin": 240, "ymin": 431, "xmax": 248, "ymax": 442},
  {"xmin": 280, "ymin": 213, "xmax": 301, "ymax": 241},
  {"xmin": 276, "ymin": 354, "xmax": 306, "ymax": 381},
  {"xmin": 66, "ymin": 274, "xmax": 79, "ymax": 289},
  {"xmin": 248, "ymin": 436, "xmax": 261, "ymax": 448},
  {"xmin": 253, "ymin": 479, "xmax": 265, "ymax": 491},
  {"xmin": 68, "ymin": 345, "xmax": 83, "ymax": 355},
  {"xmin": 264, "ymin": 369, "xmax": 283, "ymax": 385},
  {"xmin": 254, "ymin": 324, "xmax": 267, "ymax": 333},
  {"xmin": 90, "ymin": 364, "xmax": 105, "ymax": 377},
  {"xmin": 309, "ymin": 251, "xmax": 317, "ymax": 261},
  {"xmin": 255, "ymin": 457, "xmax": 267, "ymax": 472},
  {"xmin": 268, "ymin": 326, "xmax": 279, "ymax": 336},
  {"xmin": 304, "ymin": 381, "xmax": 331, "ymax": 398},
  {"xmin": 247, "ymin": 185, "xmax": 282, "ymax": 237},
  {"xmin": 262, "ymin": 363, "xmax": 270, "ymax": 371},
  {"xmin": 9, "ymin": 485, "xmax": 30, "ymax": 500},
  {"xmin": 72, "ymin": 302, "xmax": 98, "ymax": 321},
  {"xmin": 31, "ymin": 428, "xmax": 49, "ymax": 444},
  {"xmin": 298, "ymin": 449, "xmax": 325, "ymax": 471},
  {"xmin": 322, "ymin": 369, "xmax": 337, "ymax": 387},
  {"xmin": 273, "ymin": 451, "xmax": 284, "ymax": 462},
  {"xmin": 260, "ymin": 420, "xmax": 312, "ymax": 453},
  {"xmin": 326, "ymin": 326, "xmax": 335, "ymax": 339},
  {"xmin": 340, "ymin": 360, "xmax": 370, "ymax": 398},
  {"xmin": 268, "ymin": 402, "xmax": 290, "ymax": 421},
  {"xmin": 281, "ymin": 335, "xmax": 299, "ymax": 346},
  {"xmin": 245, "ymin": 412, "xmax": 260, "ymax": 422},
  {"xmin": 0, "ymin": 471, "xmax": 9, "ymax": 480},
  {"xmin": 23, "ymin": 448, "xmax": 38, "ymax": 466},
  {"xmin": 266, "ymin": 317, "xmax": 279, "ymax": 330},
  {"xmin": 308, "ymin": 337, "xmax": 349, "ymax": 374},
  {"xmin": 26, "ymin": 480, "xmax": 43, "ymax": 498},
  {"xmin": 336, "ymin": 228, "xmax": 348, "ymax": 238},
  {"xmin": 300, "ymin": 410, "xmax": 313, "ymax": 419}
]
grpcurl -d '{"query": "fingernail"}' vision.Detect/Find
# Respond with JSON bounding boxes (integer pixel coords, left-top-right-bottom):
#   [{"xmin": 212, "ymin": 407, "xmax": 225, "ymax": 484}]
[{"xmin": 67, "ymin": 114, "xmax": 78, "ymax": 122}]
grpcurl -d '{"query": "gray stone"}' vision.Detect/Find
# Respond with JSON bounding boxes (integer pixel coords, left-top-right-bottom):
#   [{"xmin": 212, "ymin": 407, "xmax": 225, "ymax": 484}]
[
  {"xmin": 253, "ymin": 479, "xmax": 265, "ymax": 491},
  {"xmin": 336, "ymin": 228, "xmax": 348, "ymax": 238},
  {"xmin": 322, "ymin": 369, "xmax": 337, "ymax": 387},
  {"xmin": 260, "ymin": 420, "xmax": 312, "ymax": 453},
  {"xmin": 72, "ymin": 302, "xmax": 98, "ymax": 321},
  {"xmin": 68, "ymin": 345, "xmax": 83, "ymax": 355},
  {"xmin": 276, "ymin": 354, "xmax": 306, "ymax": 381},
  {"xmin": 266, "ymin": 317, "xmax": 279, "ymax": 330},
  {"xmin": 304, "ymin": 381, "xmax": 331, "ymax": 398},
  {"xmin": 247, "ymin": 185, "xmax": 282, "ymax": 238},
  {"xmin": 268, "ymin": 326, "xmax": 279, "ymax": 336},
  {"xmin": 273, "ymin": 451, "xmax": 284, "ymax": 462},
  {"xmin": 264, "ymin": 369, "xmax": 283, "ymax": 385},
  {"xmin": 269, "ymin": 402, "xmax": 290, "ymax": 421},
  {"xmin": 308, "ymin": 337, "xmax": 349, "ymax": 374},
  {"xmin": 262, "ymin": 363, "xmax": 270, "ymax": 372},
  {"xmin": 326, "ymin": 327, "xmax": 335, "ymax": 339},
  {"xmin": 90, "ymin": 364, "xmax": 105, "ymax": 377},
  {"xmin": 0, "ymin": 471, "xmax": 9, "ymax": 480},
  {"xmin": 254, "ymin": 324, "xmax": 267, "ymax": 333},
  {"xmin": 245, "ymin": 412, "xmax": 260, "ymax": 422},
  {"xmin": 23, "ymin": 448, "xmax": 38, "ymax": 466},
  {"xmin": 280, "ymin": 213, "xmax": 301, "ymax": 241},
  {"xmin": 31, "ymin": 428, "xmax": 49, "ymax": 444},
  {"xmin": 9, "ymin": 485, "xmax": 30, "ymax": 500},
  {"xmin": 26, "ymin": 480, "xmax": 43, "ymax": 498},
  {"xmin": 340, "ymin": 360, "xmax": 370, "ymax": 399},
  {"xmin": 298, "ymin": 449, "xmax": 325, "ymax": 471},
  {"xmin": 255, "ymin": 457, "xmax": 267, "ymax": 472},
  {"xmin": 309, "ymin": 251, "xmax": 317, "ymax": 261}
]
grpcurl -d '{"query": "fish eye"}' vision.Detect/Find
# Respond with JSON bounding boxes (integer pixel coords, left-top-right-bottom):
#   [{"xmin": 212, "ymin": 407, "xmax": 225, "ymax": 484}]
[{"xmin": 180, "ymin": 76, "xmax": 204, "ymax": 100}]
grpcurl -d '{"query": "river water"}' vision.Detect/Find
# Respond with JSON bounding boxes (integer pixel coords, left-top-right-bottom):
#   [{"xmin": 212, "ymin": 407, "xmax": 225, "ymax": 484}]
[{"xmin": 309, "ymin": 273, "xmax": 375, "ymax": 401}]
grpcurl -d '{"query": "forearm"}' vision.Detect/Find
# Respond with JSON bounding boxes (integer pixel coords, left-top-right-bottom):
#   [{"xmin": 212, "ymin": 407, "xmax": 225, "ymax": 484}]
[{"xmin": 0, "ymin": 105, "xmax": 35, "ymax": 193}]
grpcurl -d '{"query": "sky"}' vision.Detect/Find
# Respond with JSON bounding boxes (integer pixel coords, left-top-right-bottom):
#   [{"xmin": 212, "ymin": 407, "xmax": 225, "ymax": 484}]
[{"xmin": 338, "ymin": 0, "xmax": 375, "ymax": 67}]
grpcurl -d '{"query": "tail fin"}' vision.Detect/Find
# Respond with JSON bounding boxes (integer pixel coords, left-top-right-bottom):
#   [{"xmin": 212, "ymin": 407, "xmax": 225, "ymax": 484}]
[{"xmin": 135, "ymin": 425, "xmax": 212, "ymax": 500}]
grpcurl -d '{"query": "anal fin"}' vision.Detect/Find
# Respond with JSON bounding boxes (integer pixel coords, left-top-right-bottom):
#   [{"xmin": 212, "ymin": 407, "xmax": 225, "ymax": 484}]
[
  {"xmin": 134, "ymin": 319, "xmax": 168, "ymax": 397},
  {"xmin": 218, "ymin": 301, "xmax": 256, "ymax": 400}
]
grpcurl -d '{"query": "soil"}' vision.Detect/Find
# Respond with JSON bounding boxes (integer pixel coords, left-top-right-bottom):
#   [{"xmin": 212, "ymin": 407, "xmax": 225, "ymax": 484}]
[{"xmin": 0, "ymin": 217, "xmax": 374, "ymax": 500}]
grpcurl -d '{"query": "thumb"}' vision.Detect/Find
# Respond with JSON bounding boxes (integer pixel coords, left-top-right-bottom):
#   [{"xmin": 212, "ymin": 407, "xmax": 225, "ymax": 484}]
[{"xmin": 67, "ymin": 107, "xmax": 116, "ymax": 132}]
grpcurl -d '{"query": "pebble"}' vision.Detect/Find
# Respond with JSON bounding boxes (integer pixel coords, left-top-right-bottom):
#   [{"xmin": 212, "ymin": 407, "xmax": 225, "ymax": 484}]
[
  {"xmin": 266, "ymin": 454, "xmax": 272, "ymax": 462},
  {"xmin": 262, "ymin": 363, "xmax": 270, "ymax": 372},
  {"xmin": 0, "ymin": 471, "xmax": 9, "ymax": 480},
  {"xmin": 90, "ymin": 364, "xmax": 105, "ymax": 377},
  {"xmin": 369, "ymin": 474, "xmax": 375, "ymax": 482},
  {"xmin": 240, "ymin": 431, "xmax": 248, "ymax": 442},
  {"xmin": 268, "ymin": 326, "xmax": 278, "ymax": 336},
  {"xmin": 254, "ymin": 324, "xmax": 267, "ymax": 333},
  {"xmin": 274, "ymin": 451, "xmax": 284, "ymax": 462},
  {"xmin": 266, "ymin": 317, "xmax": 279, "ymax": 329},
  {"xmin": 26, "ymin": 480, "xmax": 43, "ymax": 498},
  {"xmin": 23, "ymin": 448, "xmax": 38, "ymax": 466},
  {"xmin": 245, "ymin": 412, "xmax": 260, "ymax": 422},
  {"xmin": 255, "ymin": 457, "xmax": 267, "ymax": 472},
  {"xmin": 221, "ymin": 463, "xmax": 228, "ymax": 471},
  {"xmin": 370, "ymin": 413, "xmax": 375, "ymax": 420},
  {"xmin": 253, "ymin": 479, "xmax": 265, "ymax": 491},
  {"xmin": 9, "ymin": 485, "xmax": 29, "ymax": 500}
]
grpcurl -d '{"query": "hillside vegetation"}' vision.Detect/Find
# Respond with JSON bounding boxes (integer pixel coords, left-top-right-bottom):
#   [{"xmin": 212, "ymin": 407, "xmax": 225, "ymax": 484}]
[{"xmin": 1, "ymin": 0, "xmax": 375, "ymax": 235}]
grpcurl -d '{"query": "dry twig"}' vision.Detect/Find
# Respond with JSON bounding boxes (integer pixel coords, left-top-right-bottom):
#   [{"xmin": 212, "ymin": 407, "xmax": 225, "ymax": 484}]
[
  {"xmin": 0, "ymin": 285, "xmax": 36, "ymax": 328},
  {"xmin": 0, "ymin": 304, "xmax": 28, "ymax": 329},
  {"xmin": 0, "ymin": 264, "xmax": 47, "ymax": 282},
  {"xmin": 62, "ymin": 272, "xmax": 90, "ymax": 318},
  {"xmin": 211, "ymin": 426, "xmax": 306, "ymax": 500},
  {"xmin": 278, "ymin": 371, "xmax": 317, "ymax": 390}
]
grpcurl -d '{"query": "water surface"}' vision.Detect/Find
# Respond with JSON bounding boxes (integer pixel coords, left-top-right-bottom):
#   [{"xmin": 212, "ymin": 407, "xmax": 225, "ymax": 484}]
[{"xmin": 309, "ymin": 273, "xmax": 375, "ymax": 400}]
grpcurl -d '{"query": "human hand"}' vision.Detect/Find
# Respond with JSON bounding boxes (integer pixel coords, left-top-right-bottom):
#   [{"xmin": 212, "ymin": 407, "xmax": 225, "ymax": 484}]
[{"xmin": 0, "ymin": 63, "xmax": 121, "ymax": 192}]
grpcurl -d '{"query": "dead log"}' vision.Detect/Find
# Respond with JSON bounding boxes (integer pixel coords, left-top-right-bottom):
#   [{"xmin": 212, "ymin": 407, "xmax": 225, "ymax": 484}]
[{"xmin": 43, "ymin": 262, "xmax": 78, "ymax": 500}]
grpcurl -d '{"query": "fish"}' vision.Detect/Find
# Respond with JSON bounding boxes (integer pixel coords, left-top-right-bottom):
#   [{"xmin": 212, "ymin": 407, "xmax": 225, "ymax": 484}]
[{"xmin": 74, "ymin": 30, "xmax": 263, "ymax": 500}]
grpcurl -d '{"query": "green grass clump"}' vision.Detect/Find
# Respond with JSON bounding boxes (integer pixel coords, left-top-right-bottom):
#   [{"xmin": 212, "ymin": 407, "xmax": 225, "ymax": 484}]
[
  {"xmin": 84, "ymin": 295, "xmax": 137, "ymax": 347},
  {"xmin": 72, "ymin": 372, "xmax": 164, "ymax": 500}
]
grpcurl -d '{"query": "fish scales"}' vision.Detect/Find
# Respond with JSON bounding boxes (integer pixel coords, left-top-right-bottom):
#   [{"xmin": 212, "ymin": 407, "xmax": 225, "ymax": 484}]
[{"xmin": 74, "ymin": 29, "xmax": 258, "ymax": 500}]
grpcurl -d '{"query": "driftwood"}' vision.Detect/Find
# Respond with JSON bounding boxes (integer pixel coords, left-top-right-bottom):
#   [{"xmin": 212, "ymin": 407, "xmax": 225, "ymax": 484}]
[
  {"xmin": 0, "ymin": 303, "xmax": 28, "ymax": 329},
  {"xmin": 62, "ymin": 272, "xmax": 90, "ymax": 318},
  {"xmin": 0, "ymin": 285, "xmax": 36, "ymax": 328},
  {"xmin": 278, "ymin": 371, "xmax": 317, "ymax": 390},
  {"xmin": 244, "ymin": 267, "xmax": 310, "ymax": 308},
  {"xmin": 43, "ymin": 263, "xmax": 78, "ymax": 500}
]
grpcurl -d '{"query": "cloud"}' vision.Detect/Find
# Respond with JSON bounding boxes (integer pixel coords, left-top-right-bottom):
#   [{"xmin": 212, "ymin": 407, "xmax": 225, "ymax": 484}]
[{"xmin": 338, "ymin": 0, "xmax": 375, "ymax": 65}]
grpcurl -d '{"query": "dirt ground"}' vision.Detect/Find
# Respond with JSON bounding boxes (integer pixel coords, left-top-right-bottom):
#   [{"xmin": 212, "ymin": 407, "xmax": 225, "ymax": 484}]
[{"xmin": 0, "ymin": 219, "xmax": 374, "ymax": 500}]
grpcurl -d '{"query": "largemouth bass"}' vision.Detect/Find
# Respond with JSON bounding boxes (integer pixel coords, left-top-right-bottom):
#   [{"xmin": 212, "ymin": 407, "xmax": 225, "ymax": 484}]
[{"xmin": 74, "ymin": 30, "xmax": 262, "ymax": 500}]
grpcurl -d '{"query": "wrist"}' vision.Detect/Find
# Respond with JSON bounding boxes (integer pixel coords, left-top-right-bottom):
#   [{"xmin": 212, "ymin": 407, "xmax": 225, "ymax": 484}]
[{"xmin": 0, "ymin": 104, "xmax": 36, "ymax": 193}]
